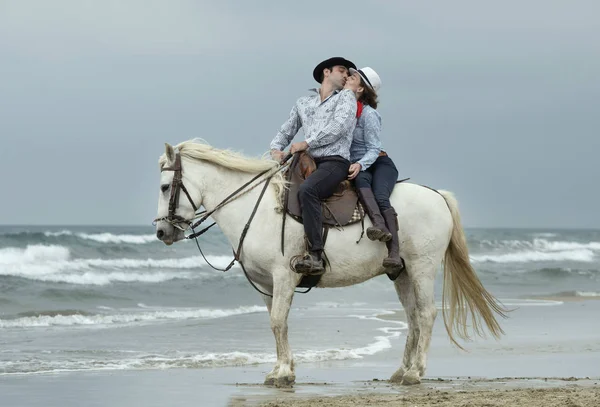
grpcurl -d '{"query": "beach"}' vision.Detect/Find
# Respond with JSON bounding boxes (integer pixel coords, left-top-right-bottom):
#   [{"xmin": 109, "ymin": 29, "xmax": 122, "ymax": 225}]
[
  {"xmin": 1, "ymin": 226, "xmax": 599, "ymax": 406},
  {"xmin": 2, "ymin": 372, "xmax": 598, "ymax": 407},
  {"xmin": 1, "ymin": 296, "xmax": 599, "ymax": 406},
  {"xmin": 255, "ymin": 381, "xmax": 600, "ymax": 407}
]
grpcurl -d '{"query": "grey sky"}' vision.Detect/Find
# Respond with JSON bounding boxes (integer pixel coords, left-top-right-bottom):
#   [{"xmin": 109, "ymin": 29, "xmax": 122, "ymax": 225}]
[{"xmin": 0, "ymin": 0, "xmax": 598, "ymax": 227}]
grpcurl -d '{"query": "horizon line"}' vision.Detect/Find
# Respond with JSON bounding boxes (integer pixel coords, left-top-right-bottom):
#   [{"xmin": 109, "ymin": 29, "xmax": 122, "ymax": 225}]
[{"xmin": 1, "ymin": 224, "xmax": 599, "ymax": 231}]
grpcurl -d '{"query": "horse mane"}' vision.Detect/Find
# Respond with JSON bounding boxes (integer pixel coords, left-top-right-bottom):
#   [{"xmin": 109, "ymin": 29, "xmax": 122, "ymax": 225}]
[{"xmin": 158, "ymin": 139, "xmax": 287, "ymax": 210}]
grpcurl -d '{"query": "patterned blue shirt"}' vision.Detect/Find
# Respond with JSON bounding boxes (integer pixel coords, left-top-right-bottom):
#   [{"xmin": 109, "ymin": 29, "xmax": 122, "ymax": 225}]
[
  {"xmin": 350, "ymin": 105, "xmax": 383, "ymax": 170},
  {"xmin": 270, "ymin": 89, "xmax": 357, "ymax": 160}
]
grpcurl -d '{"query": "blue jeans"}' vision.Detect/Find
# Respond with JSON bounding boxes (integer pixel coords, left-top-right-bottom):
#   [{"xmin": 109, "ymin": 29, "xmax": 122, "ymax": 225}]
[{"xmin": 354, "ymin": 155, "xmax": 398, "ymax": 211}]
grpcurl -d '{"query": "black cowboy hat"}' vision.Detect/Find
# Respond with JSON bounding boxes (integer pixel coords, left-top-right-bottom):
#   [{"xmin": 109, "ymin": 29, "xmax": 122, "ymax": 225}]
[{"xmin": 312, "ymin": 57, "xmax": 357, "ymax": 83}]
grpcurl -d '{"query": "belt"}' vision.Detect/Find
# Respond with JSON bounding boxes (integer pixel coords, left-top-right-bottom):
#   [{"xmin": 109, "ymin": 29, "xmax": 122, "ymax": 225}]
[{"xmin": 378, "ymin": 151, "xmax": 388, "ymax": 157}]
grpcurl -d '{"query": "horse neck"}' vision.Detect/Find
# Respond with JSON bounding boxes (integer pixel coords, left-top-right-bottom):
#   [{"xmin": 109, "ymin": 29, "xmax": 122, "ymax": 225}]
[{"xmin": 193, "ymin": 162, "xmax": 278, "ymax": 247}]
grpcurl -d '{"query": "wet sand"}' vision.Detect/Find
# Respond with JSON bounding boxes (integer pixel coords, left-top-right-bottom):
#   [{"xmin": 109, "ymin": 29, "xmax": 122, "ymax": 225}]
[
  {"xmin": 1, "ymin": 298, "xmax": 599, "ymax": 406},
  {"xmin": 251, "ymin": 378, "xmax": 600, "ymax": 407}
]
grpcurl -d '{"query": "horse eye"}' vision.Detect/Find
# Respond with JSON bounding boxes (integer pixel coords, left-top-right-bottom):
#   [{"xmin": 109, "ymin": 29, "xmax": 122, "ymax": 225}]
[{"xmin": 161, "ymin": 184, "xmax": 170, "ymax": 193}]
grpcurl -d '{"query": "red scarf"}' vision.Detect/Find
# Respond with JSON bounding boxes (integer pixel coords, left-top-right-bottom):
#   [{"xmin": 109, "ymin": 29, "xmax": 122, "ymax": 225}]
[{"xmin": 356, "ymin": 101, "xmax": 364, "ymax": 118}]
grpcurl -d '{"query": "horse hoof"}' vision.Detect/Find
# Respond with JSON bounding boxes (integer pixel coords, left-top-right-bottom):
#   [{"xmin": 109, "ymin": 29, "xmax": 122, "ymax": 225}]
[
  {"xmin": 401, "ymin": 371, "xmax": 421, "ymax": 385},
  {"xmin": 264, "ymin": 377, "xmax": 276, "ymax": 386},
  {"xmin": 389, "ymin": 369, "xmax": 405, "ymax": 383},
  {"xmin": 274, "ymin": 375, "xmax": 295, "ymax": 388}
]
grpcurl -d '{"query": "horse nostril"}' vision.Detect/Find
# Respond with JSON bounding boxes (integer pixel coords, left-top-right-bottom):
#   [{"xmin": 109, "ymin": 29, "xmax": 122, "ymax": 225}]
[{"xmin": 156, "ymin": 229, "xmax": 165, "ymax": 240}]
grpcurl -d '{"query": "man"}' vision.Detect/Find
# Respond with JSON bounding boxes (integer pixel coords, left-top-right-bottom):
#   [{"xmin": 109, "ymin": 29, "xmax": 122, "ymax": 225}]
[{"xmin": 270, "ymin": 57, "xmax": 358, "ymax": 274}]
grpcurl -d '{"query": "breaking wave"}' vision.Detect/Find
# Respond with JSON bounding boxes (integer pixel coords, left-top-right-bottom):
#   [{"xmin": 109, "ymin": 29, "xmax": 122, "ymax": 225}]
[
  {"xmin": 0, "ymin": 305, "xmax": 267, "ymax": 328},
  {"xmin": 471, "ymin": 238, "xmax": 599, "ymax": 263},
  {"xmin": 0, "ymin": 245, "xmax": 237, "ymax": 285}
]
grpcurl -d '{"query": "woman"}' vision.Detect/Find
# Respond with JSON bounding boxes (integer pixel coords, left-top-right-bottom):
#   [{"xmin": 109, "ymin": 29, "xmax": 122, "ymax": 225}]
[{"xmin": 344, "ymin": 67, "xmax": 405, "ymax": 278}]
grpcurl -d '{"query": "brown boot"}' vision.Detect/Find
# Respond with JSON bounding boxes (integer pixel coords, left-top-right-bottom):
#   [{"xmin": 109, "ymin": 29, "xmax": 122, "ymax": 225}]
[
  {"xmin": 381, "ymin": 208, "xmax": 405, "ymax": 280},
  {"xmin": 357, "ymin": 188, "xmax": 392, "ymax": 242}
]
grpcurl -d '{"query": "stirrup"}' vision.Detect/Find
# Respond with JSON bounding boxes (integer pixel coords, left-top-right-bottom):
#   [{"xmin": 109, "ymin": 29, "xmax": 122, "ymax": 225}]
[
  {"xmin": 293, "ymin": 254, "xmax": 325, "ymax": 276},
  {"xmin": 385, "ymin": 258, "xmax": 405, "ymax": 281}
]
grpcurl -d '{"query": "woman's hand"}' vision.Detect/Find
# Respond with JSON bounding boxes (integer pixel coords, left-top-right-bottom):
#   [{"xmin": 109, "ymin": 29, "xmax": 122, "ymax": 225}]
[
  {"xmin": 348, "ymin": 163, "xmax": 362, "ymax": 180},
  {"xmin": 344, "ymin": 72, "xmax": 361, "ymax": 95}
]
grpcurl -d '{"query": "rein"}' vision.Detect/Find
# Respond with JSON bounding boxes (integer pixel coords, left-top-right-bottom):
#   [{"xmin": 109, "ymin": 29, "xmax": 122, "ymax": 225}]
[{"xmin": 155, "ymin": 151, "xmax": 296, "ymax": 298}]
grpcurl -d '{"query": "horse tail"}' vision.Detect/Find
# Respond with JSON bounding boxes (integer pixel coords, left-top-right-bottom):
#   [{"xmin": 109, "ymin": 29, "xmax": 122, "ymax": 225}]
[{"xmin": 438, "ymin": 190, "xmax": 508, "ymax": 349}]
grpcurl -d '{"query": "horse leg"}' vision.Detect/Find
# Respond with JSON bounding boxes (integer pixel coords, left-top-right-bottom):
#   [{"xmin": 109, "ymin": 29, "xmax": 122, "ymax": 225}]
[
  {"xmin": 390, "ymin": 270, "xmax": 418, "ymax": 383},
  {"xmin": 262, "ymin": 292, "xmax": 273, "ymax": 314},
  {"xmin": 264, "ymin": 275, "xmax": 296, "ymax": 387},
  {"xmin": 261, "ymin": 292, "xmax": 281, "ymax": 386},
  {"xmin": 401, "ymin": 265, "xmax": 437, "ymax": 385}
]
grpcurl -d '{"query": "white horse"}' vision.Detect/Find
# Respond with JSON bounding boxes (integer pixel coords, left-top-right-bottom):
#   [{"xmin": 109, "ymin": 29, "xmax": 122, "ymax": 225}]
[{"xmin": 154, "ymin": 140, "xmax": 506, "ymax": 387}]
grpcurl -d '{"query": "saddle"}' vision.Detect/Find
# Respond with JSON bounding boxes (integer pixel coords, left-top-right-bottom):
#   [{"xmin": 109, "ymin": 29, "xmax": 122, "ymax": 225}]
[
  {"xmin": 280, "ymin": 152, "xmax": 409, "ymax": 289},
  {"xmin": 283, "ymin": 152, "xmax": 363, "ymax": 228}
]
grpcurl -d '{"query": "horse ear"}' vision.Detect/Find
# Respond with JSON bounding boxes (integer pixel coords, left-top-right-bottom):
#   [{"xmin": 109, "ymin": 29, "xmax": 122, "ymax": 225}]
[{"xmin": 164, "ymin": 143, "xmax": 176, "ymax": 166}]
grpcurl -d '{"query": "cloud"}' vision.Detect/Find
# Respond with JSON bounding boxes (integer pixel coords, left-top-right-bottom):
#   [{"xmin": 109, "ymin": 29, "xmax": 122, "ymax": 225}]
[{"xmin": 0, "ymin": 0, "xmax": 247, "ymax": 56}]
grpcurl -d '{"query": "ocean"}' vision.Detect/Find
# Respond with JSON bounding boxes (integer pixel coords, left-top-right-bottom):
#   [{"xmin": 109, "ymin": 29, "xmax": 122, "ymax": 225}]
[{"xmin": 1, "ymin": 225, "xmax": 599, "ymax": 377}]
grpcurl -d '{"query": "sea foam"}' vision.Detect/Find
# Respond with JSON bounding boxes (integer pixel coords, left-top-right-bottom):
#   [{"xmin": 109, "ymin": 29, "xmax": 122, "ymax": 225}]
[
  {"xmin": 43, "ymin": 231, "xmax": 157, "ymax": 244},
  {"xmin": 0, "ymin": 305, "xmax": 267, "ymax": 328},
  {"xmin": 0, "ymin": 245, "xmax": 237, "ymax": 284}
]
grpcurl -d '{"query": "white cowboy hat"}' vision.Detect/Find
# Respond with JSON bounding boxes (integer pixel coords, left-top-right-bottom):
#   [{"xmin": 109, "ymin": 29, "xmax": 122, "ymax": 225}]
[{"xmin": 349, "ymin": 67, "xmax": 381, "ymax": 92}]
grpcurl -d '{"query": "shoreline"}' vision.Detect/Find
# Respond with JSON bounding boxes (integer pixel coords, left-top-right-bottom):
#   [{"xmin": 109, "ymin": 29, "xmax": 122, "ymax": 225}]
[{"xmin": 2, "ymin": 368, "xmax": 598, "ymax": 407}]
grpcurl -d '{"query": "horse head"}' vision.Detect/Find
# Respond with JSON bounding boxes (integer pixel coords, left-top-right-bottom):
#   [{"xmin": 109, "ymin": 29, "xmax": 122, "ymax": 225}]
[{"xmin": 155, "ymin": 143, "xmax": 202, "ymax": 245}]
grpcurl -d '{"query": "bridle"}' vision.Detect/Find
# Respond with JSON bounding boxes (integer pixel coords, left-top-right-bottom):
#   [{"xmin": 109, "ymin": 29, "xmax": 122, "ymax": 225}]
[
  {"xmin": 154, "ymin": 151, "xmax": 289, "ymax": 238},
  {"xmin": 153, "ymin": 152, "xmax": 199, "ymax": 231}
]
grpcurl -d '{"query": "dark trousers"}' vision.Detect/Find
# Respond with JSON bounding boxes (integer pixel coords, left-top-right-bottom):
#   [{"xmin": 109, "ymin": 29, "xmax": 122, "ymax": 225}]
[
  {"xmin": 298, "ymin": 155, "xmax": 350, "ymax": 253},
  {"xmin": 354, "ymin": 155, "xmax": 398, "ymax": 211}
]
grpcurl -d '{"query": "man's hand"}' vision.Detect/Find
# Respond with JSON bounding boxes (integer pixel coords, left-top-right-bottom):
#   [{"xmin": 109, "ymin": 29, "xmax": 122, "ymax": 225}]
[
  {"xmin": 290, "ymin": 141, "xmax": 309, "ymax": 154},
  {"xmin": 348, "ymin": 163, "xmax": 362, "ymax": 180},
  {"xmin": 270, "ymin": 149, "xmax": 286, "ymax": 163}
]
